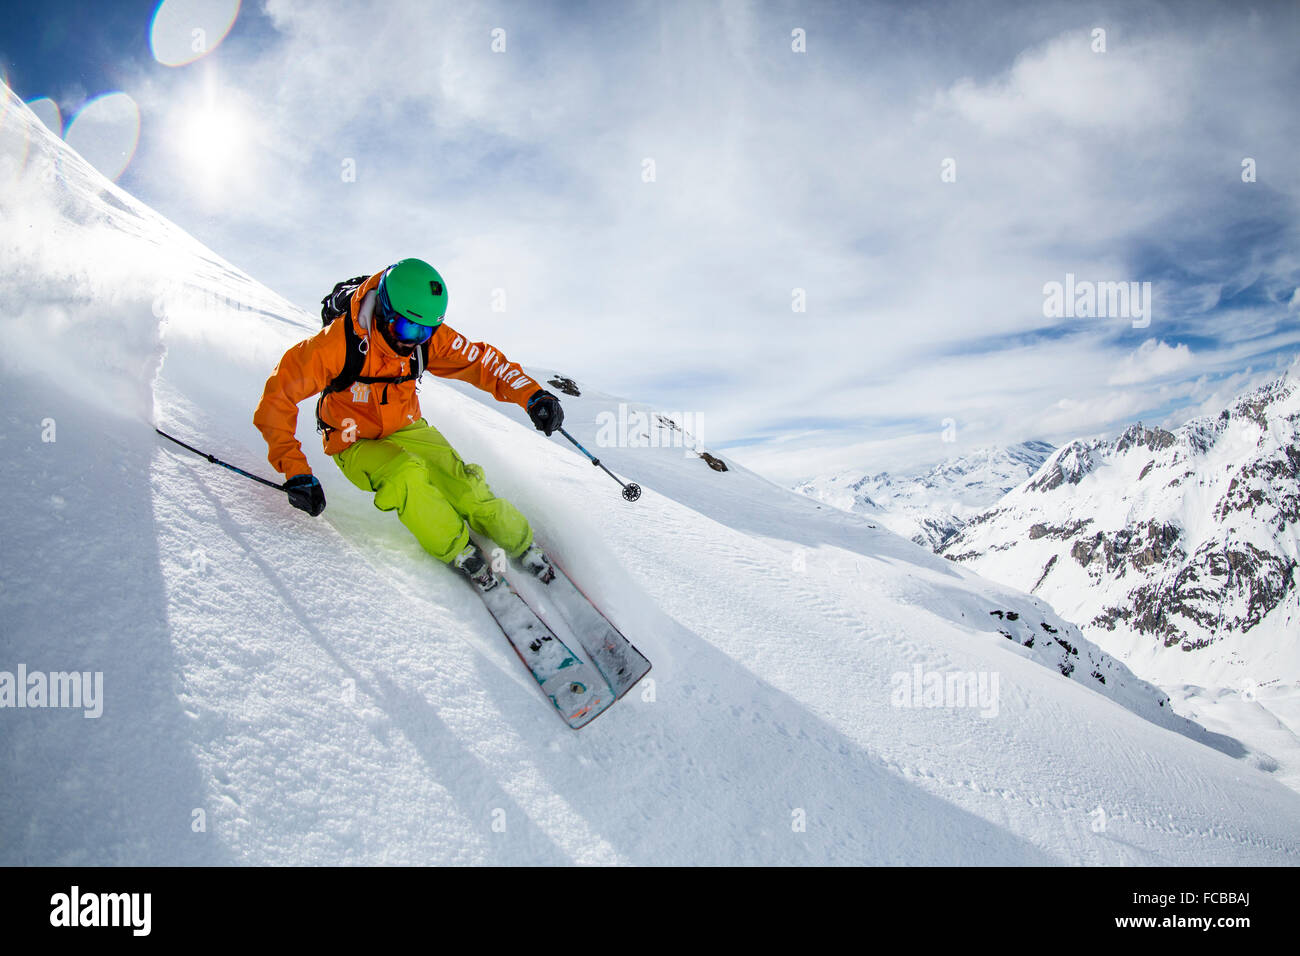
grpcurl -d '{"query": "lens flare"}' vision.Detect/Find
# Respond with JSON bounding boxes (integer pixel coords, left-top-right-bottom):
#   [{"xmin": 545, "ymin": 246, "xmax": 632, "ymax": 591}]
[
  {"xmin": 150, "ymin": 0, "xmax": 242, "ymax": 68},
  {"xmin": 25, "ymin": 97, "xmax": 63, "ymax": 136},
  {"xmin": 64, "ymin": 92, "xmax": 141, "ymax": 181}
]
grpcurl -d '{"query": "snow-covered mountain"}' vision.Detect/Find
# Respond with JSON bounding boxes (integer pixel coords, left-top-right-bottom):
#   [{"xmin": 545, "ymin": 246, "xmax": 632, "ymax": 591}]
[
  {"xmin": 4, "ymin": 83, "xmax": 1300, "ymax": 865},
  {"xmin": 794, "ymin": 441, "xmax": 1056, "ymax": 549},
  {"xmin": 940, "ymin": 371, "xmax": 1300, "ymax": 786},
  {"xmin": 941, "ymin": 374, "xmax": 1300, "ymax": 683}
]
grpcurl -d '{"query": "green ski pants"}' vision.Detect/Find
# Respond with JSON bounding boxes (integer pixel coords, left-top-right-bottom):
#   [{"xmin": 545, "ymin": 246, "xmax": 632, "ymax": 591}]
[{"xmin": 334, "ymin": 419, "xmax": 533, "ymax": 564}]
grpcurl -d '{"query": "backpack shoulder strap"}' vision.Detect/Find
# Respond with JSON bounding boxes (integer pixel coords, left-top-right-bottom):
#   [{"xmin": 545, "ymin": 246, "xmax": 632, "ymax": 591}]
[
  {"xmin": 322, "ymin": 312, "xmax": 368, "ymax": 395},
  {"xmin": 315, "ymin": 315, "xmax": 370, "ymax": 436}
]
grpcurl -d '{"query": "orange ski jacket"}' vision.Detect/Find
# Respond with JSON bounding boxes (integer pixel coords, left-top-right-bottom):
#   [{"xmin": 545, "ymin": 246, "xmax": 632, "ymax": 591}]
[{"xmin": 254, "ymin": 271, "xmax": 539, "ymax": 479}]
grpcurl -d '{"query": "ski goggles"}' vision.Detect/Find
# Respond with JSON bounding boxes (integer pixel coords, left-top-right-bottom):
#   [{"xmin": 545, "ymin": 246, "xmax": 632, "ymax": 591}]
[{"xmin": 377, "ymin": 282, "xmax": 439, "ymax": 345}]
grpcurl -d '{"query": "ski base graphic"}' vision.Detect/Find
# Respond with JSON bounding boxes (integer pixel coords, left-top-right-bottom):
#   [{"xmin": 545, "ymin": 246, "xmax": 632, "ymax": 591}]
[
  {"xmin": 508, "ymin": 553, "xmax": 652, "ymax": 701},
  {"xmin": 474, "ymin": 576, "xmax": 613, "ymax": 729}
]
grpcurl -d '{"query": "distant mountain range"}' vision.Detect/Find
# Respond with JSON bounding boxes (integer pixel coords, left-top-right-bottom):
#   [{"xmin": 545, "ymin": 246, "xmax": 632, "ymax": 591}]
[
  {"xmin": 793, "ymin": 440, "xmax": 1056, "ymax": 549},
  {"xmin": 939, "ymin": 367, "xmax": 1300, "ymax": 690}
]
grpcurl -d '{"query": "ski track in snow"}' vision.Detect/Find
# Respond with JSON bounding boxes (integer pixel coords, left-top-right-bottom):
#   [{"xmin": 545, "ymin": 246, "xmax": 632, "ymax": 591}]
[{"xmin": 2, "ymin": 84, "xmax": 1299, "ymax": 865}]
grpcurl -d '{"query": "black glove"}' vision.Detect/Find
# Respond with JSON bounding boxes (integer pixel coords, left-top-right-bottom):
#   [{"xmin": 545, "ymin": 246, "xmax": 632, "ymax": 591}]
[
  {"xmin": 527, "ymin": 390, "xmax": 564, "ymax": 436},
  {"xmin": 285, "ymin": 474, "xmax": 326, "ymax": 516}
]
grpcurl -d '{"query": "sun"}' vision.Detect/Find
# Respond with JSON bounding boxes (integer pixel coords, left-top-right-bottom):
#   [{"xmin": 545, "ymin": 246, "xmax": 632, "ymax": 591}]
[{"xmin": 173, "ymin": 100, "xmax": 249, "ymax": 192}]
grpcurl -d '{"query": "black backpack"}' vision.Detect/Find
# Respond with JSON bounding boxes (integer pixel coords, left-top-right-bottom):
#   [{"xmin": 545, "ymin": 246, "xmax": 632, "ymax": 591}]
[{"xmin": 315, "ymin": 275, "xmax": 429, "ymax": 438}]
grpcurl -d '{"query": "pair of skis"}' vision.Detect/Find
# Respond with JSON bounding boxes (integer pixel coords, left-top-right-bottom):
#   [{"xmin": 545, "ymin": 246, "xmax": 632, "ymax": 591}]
[
  {"xmin": 152, "ymin": 428, "xmax": 649, "ymax": 728},
  {"xmin": 473, "ymin": 552, "xmax": 651, "ymax": 729}
]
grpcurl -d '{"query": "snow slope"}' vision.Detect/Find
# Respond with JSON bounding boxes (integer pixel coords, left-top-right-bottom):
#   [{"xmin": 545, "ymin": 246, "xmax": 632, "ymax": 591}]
[
  {"xmin": 3, "ymin": 84, "xmax": 1299, "ymax": 865},
  {"xmin": 794, "ymin": 441, "xmax": 1056, "ymax": 549}
]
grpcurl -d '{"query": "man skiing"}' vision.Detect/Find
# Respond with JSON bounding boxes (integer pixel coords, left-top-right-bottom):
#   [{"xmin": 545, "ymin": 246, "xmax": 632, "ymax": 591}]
[{"xmin": 253, "ymin": 258, "xmax": 564, "ymax": 592}]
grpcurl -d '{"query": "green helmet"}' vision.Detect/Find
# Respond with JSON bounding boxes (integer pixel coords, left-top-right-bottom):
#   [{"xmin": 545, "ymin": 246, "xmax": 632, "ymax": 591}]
[{"xmin": 377, "ymin": 258, "xmax": 448, "ymax": 328}]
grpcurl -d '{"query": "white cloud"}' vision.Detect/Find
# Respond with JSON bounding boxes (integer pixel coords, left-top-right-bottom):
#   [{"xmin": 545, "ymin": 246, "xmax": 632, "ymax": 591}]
[
  {"xmin": 1106, "ymin": 339, "xmax": 1193, "ymax": 386},
  {"xmin": 92, "ymin": 0, "xmax": 1300, "ymax": 479}
]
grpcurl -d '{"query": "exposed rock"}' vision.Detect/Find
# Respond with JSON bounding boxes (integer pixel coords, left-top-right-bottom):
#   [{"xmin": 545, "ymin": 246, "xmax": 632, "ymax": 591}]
[
  {"xmin": 546, "ymin": 375, "xmax": 581, "ymax": 396},
  {"xmin": 1028, "ymin": 441, "xmax": 1096, "ymax": 492},
  {"xmin": 1070, "ymin": 521, "xmax": 1184, "ymax": 574},
  {"xmin": 1028, "ymin": 518, "xmax": 1093, "ymax": 541},
  {"xmin": 1115, "ymin": 423, "xmax": 1176, "ymax": 455},
  {"xmin": 1032, "ymin": 554, "xmax": 1058, "ymax": 593}
]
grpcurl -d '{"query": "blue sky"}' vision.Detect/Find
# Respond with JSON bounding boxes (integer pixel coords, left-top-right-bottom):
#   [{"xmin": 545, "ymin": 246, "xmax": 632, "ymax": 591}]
[
  {"xmin": 3, "ymin": 2, "xmax": 156, "ymax": 99},
  {"xmin": 3, "ymin": 0, "xmax": 1298, "ymax": 481}
]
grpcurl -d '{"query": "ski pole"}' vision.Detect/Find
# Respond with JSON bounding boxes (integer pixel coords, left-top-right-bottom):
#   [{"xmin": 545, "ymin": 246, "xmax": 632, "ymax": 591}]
[
  {"xmin": 556, "ymin": 427, "xmax": 642, "ymax": 502},
  {"xmin": 154, "ymin": 428, "xmax": 286, "ymax": 491}
]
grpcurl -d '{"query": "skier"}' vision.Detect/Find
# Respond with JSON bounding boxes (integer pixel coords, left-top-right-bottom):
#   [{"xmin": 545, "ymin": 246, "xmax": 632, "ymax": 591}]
[{"xmin": 253, "ymin": 258, "xmax": 565, "ymax": 592}]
